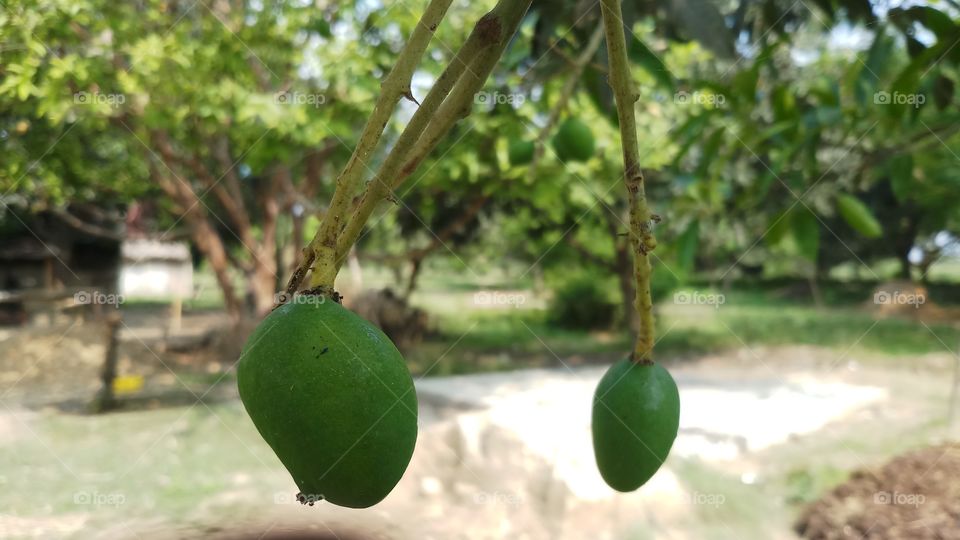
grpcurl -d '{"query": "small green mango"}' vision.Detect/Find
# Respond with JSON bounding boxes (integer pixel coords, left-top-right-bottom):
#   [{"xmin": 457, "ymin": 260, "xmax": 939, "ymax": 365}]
[
  {"xmin": 592, "ymin": 359, "xmax": 680, "ymax": 492},
  {"xmin": 552, "ymin": 118, "xmax": 595, "ymax": 162},
  {"xmin": 237, "ymin": 297, "xmax": 418, "ymax": 508},
  {"xmin": 507, "ymin": 138, "xmax": 535, "ymax": 166}
]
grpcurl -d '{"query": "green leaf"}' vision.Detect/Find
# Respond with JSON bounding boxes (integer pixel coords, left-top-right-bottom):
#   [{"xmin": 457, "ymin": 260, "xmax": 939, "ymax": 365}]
[
  {"xmin": 765, "ymin": 209, "xmax": 793, "ymax": 246},
  {"xmin": 732, "ymin": 64, "xmax": 760, "ymax": 102},
  {"xmin": 671, "ymin": 114, "xmax": 711, "ymax": 164},
  {"xmin": 808, "ymin": 0, "xmax": 835, "ymax": 21},
  {"xmin": 906, "ymin": 36, "xmax": 927, "ymax": 58},
  {"xmin": 842, "ymin": 0, "xmax": 876, "ymax": 23},
  {"xmin": 582, "ymin": 65, "xmax": 614, "ymax": 119},
  {"xmin": 771, "ymin": 86, "xmax": 798, "ymax": 121},
  {"xmin": 934, "ymin": 75, "xmax": 955, "ymax": 110},
  {"xmin": 889, "ymin": 39, "xmax": 956, "ymax": 118},
  {"xmin": 836, "ymin": 194, "xmax": 882, "ymax": 238},
  {"xmin": 628, "ymin": 35, "xmax": 674, "ymax": 90},
  {"xmin": 755, "ymin": 121, "xmax": 796, "ymax": 144},
  {"xmin": 903, "ymin": 6, "xmax": 957, "ymax": 40},
  {"xmin": 888, "ymin": 154, "xmax": 914, "ymax": 201},
  {"xmin": 309, "ymin": 18, "xmax": 332, "ymax": 39},
  {"xmin": 855, "ymin": 30, "xmax": 894, "ymax": 105},
  {"xmin": 792, "ymin": 208, "xmax": 820, "ymax": 262},
  {"xmin": 695, "ymin": 129, "xmax": 724, "ymax": 176},
  {"xmin": 676, "ymin": 220, "xmax": 699, "ymax": 272}
]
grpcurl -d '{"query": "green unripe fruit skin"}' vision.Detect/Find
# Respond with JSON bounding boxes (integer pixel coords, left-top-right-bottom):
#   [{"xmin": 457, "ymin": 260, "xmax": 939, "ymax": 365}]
[
  {"xmin": 237, "ymin": 299, "xmax": 418, "ymax": 509},
  {"xmin": 508, "ymin": 139, "xmax": 535, "ymax": 166},
  {"xmin": 592, "ymin": 359, "xmax": 680, "ymax": 492},
  {"xmin": 552, "ymin": 118, "xmax": 595, "ymax": 162}
]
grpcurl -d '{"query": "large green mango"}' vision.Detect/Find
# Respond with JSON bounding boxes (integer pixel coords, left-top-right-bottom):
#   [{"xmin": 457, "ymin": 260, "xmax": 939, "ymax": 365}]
[
  {"xmin": 237, "ymin": 296, "xmax": 418, "ymax": 508},
  {"xmin": 592, "ymin": 359, "xmax": 680, "ymax": 492}
]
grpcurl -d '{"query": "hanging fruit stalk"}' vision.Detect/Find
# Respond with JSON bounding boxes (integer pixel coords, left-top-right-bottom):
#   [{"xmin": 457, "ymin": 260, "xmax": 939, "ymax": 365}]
[
  {"xmin": 287, "ymin": 0, "xmax": 534, "ymax": 293},
  {"xmin": 599, "ymin": 0, "xmax": 657, "ymax": 363},
  {"xmin": 286, "ymin": 0, "xmax": 455, "ymax": 296},
  {"xmin": 591, "ymin": 0, "xmax": 680, "ymax": 493},
  {"xmin": 243, "ymin": 0, "xmax": 534, "ymax": 510}
]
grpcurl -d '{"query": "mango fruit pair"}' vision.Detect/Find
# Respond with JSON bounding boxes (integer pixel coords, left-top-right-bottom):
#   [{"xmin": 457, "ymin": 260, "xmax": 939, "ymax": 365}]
[
  {"xmin": 506, "ymin": 117, "xmax": 596, "ymax": 168},
  {"xmin": 238, "ymin": 294, "xmax": 679, "ymax": 508}
]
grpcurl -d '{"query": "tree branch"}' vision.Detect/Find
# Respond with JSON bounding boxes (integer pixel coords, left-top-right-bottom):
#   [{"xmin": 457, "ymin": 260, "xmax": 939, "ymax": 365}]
[
  {"xmin": 332, "ymin": 0, "xmax": 534, "ymax": 274},
  {"xmin": 147, "ymin": 159, "xmax": 243, "ymax": 320},
  {"xmin": 212, "ymin": 136, "xmax": 250, "ymax": 220},
  {"xmin": 50, "ymin": 208, "xmax": 125, "ymax": 240},
  {"xmin": 299, "ymin": 0, "xmax": 456, "ymax": 292}
]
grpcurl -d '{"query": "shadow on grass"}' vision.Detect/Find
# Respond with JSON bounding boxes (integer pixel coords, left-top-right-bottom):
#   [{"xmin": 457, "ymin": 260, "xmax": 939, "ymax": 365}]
[{"xmin": 49, "ymin": 378, "xmax": 237, "ymax": 415}]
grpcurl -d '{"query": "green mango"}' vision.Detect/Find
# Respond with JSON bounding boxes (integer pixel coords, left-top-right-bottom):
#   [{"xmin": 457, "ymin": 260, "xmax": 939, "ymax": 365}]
[
  {"xmin": 836, "ymin": 194, "xmax": 882, "ymax": 238},
  {"xmin": 237, "ymin": 296, "xmax": 418, "ymax": 508},
  {"xmin": 592, "ymin": 359, "xmax": 680, "ymax": 492},
  {"xmin": 552, "ymin": 118, "xmax": 595, "ymax": 162},
  {"xmin": 507, "ymin": 138, "xmax": 535, "ymax": 166}
]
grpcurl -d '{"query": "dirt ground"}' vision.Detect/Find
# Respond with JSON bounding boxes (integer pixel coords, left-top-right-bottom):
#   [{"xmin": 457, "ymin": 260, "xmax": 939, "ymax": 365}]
[
  {"xmin": 2, "ymin": 311, "xmax": 960, "ymax": 539},
  {"xmin": 0, "ymin": 310, "xmax": 238, "ymax": 410},
  {"xmin": 796, "ymin": 444, "xmax": 960, "ymax": 539}
]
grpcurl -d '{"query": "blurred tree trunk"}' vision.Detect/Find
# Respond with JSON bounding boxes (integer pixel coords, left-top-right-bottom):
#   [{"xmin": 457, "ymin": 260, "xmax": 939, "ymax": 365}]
[
  {"xmin": 404, "ymin": 257, "xmax": 423, "ymax": 300},
  {"xmin": 894, "ymin": 213, "xmax": 919, "ymax": 281},
  {"xmin": 247, "ymin": 166, "xmax": 284, "ymax": 317},
  {"xmin": 151, "ymin": 130, "xmax": 289, "ymax": 321},
  {"xmin": 149, "ymin": 160, "xmax": 244, "ymax": 322},
  {"xmin": 898, "ymin": 254, "xmax": 913, "ymax": 281},
  {"xmin": 91, "ymin": 313, "xmax": 122, "ymax": 413}
]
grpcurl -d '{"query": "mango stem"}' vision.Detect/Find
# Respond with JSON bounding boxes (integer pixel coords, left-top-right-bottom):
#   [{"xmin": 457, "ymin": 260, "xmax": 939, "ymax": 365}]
[{"xmin": 600, "ymin": 0, "xmax": 658, "ymax": 363}]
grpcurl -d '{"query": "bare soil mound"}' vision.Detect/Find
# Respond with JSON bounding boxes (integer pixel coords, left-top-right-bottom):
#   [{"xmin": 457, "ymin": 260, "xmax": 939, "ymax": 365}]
[{"xmin": 795, "ymin": 443, "xmax": 960, "ymax": 539}]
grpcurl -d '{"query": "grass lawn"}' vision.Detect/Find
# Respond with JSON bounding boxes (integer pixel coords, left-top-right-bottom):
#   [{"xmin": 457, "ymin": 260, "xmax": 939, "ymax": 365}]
[{"xmin": 403, "ymin": 279, "xmax": 960, "ymax": 377}]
